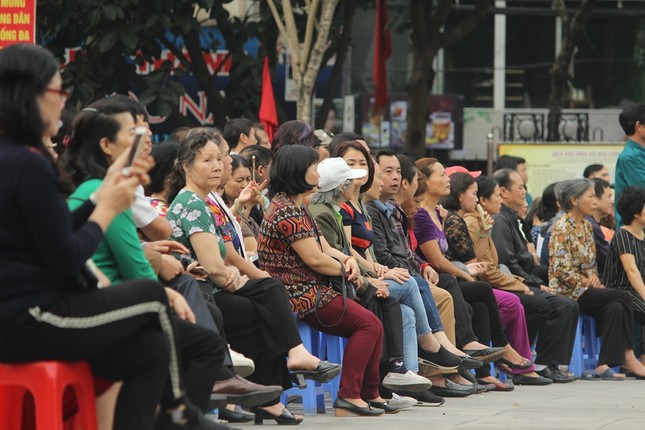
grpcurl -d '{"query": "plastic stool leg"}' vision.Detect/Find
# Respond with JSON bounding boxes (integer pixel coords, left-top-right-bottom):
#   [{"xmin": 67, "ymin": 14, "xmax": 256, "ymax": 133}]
[{"xmin": 568, "ymin": 318, "xmax": 584, "ymax": 377}]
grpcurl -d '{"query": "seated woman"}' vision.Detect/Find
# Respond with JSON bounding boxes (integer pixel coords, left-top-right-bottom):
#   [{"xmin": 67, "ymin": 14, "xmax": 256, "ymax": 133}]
[
  {"xmin": 309, "ymin": 158, "xmax": 458, "ymax": 393},
  {"xmin": 220, "ymin": 154, "xmax": 261, "ymax": 255},
  {"xmin": 165, "ymin": 131, "xmax": 341, "ymax": 424},
  {"xmin": 146, "ymin": 139, "xmax": 180, "ymax": 217},
  {"xmin": 0, "ymin": 45, "xmax": 230, "ymax": 430},
  {"xmin": 549, "ymin": 179, "xmax": 645, "ymax": 379},
  {"xmin": 440, "ymin": 172, "xmax": 552, "ymax": 387},
  {"xmin": 603, "ymin": 186, "xmax": 645, "ymax": 368},
  {"xmin": 414, "ymin": 159, "xmax": 528, "ymax": 387},
  {"xmin": 62, "ymin": 97, "xmax": 287, "ymax": 423},
  {"xmin": 258, "ymin": 144, "xmax": 388, "ymax": 417}
]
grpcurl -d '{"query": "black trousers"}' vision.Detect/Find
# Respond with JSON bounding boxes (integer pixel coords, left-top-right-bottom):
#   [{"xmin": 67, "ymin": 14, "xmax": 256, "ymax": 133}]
[
  {"xmin": 578, "ymin": 288, "xmax": 634, "ymax": 367},
  {"xmin": 525, "ymin": 287, "xmax": 579, "ymax": 366},
  {"xmin": 0, "ymin": 280, "xmax": 223, "ymax": 430},
  {"xmin": 360, "ymin": 293, "xmax": 404, "ymax": 365},
  {"xmin": 213, "ymin": 277, "xmax": 302, "ymax": 399},
  {"xmin": 437, "ymin": 274, "xmax": 477, "ymax": 347}
]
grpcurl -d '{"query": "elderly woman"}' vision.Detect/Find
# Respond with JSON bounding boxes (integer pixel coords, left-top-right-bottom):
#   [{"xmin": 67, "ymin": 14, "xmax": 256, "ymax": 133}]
[
  {"xmin": 258, "ymin": 145, "xmax": 387, "ymax": 417},
  {"xmin": 549, "ymin": 179, "xmax": 645, "ymax": 379},
  {"xmin": 603, "ymin": 186, "xmax": 645, "ymax": 369},
  {"xmin": 440, "ymin": 172, "xmax": 551, "ymax": 388},
  {"xmin": 166, "ymin": 132, "xmax": 341, "ymax": 424}
]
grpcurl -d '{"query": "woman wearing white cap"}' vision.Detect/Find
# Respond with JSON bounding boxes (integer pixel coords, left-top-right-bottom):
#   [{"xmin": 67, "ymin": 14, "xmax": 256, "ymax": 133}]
[{"xmin": 258, "ymin": 145, "xmax": 387, "ymax": 417}]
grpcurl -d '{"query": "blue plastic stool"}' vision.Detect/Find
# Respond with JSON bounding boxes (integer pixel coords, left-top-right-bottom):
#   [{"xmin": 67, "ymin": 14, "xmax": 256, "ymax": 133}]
[
  {"xmin": 568, "ymin": 317, "xmax": 584, "ymax": 377},
  {"xmin": 280, "ymin": 320, "xmax": 319, "ymax": 415},
  {"xmin": 317, "ymin": 333, "xmax": 346, "ymax": 410}
]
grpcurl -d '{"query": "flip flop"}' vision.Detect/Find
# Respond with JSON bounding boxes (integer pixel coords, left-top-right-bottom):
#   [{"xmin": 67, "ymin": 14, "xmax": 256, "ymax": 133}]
[
  {"xmin": 580, "ymin": 369, "xmax": 600, "ymax": 381},
  {"xmin": 599, "ymin": 368, "xmax": 625, "ymax": 381}
]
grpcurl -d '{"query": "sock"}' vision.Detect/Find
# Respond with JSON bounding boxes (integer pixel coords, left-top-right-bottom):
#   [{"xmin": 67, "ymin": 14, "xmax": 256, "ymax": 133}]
[{"xmin": 388, "ymin": 358, "xmax": 408, "ymax": 374}]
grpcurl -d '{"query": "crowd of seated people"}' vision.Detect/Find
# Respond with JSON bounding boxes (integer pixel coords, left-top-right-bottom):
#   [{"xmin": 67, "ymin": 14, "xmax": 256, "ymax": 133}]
[{"xmin": 5, "ymin": 43, "xmax": 645, "ymax": 430}]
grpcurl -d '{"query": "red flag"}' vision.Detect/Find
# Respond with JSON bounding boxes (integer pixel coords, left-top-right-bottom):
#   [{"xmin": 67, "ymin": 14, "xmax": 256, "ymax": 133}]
[
  {"xmin": 373, "ymin": 0, "xmax": 392, "ymax": 114},
  {"xmin": 259, "ymin": 56, "xmax": 278, "ymax": 141}
]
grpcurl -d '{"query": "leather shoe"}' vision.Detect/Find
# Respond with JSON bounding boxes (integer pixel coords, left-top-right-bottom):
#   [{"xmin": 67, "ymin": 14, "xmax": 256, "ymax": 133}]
[
  {"xmin": 537, "ymin": 366, "xmax": 577, "ymax": 383},
  {"xmin": 368, "ymin": 400, "xmax": 400, "ymax": 414},
  {"xmin": 290, "ymin": 361, "xmax": 342, "ymax": 388},
  {"xmin": 418, "ymin": 346, "xmax": 462, "ymax": 371},
  {"xmin": 512, "ymin": 373, "xmax": 553, "ymax": 386},
  {"xmin": 457, "ymin": 355, "xmax": 484, "ymax": 370},
  {"xmin": 218, "ymin": 406, "xmax": 255, "ymax": 423},
  {"xmin": 429, "ymin": 379, "xmax": 476, "ymax": 398},
  {"xmin": 333, "ymin": 397, "xmax": 384, "ymax": 417},
  {"xmin": 210, "ymin": 375, "xmax": 282, "ymax": 408},
  {"xmin": 395, "ymin": 389, "xmax": 445, "ymax": 407},
  {"xmin": 462, "ymin": 347, "xmax": 505, "ymax": 363}
]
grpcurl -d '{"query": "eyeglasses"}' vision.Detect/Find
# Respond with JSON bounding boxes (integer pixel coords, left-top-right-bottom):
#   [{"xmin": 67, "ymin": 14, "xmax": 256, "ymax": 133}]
[{"xmin": 45, "ymin": 87, "xmax": 71, "ymax": 99}]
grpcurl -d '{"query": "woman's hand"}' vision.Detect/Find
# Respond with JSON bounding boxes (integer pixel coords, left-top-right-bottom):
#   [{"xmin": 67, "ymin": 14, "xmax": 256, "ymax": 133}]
[
  {"xmin": 145, "ymin": 240, "xmax": 190, "ymax": 255},
  {"xmin": 344, "ymin": 257, "xmax": 360, "ymax": 282},
  {"xmin": 539, "ymin": 285, "xmax": 556, "ymax": 294},
  {"xmin": 165, "ymin": 288, "xmax": 196, "ymax": 323},
  {"xmin": 237, "ymin": 179, "xmax": 269, "ymax": 206},
  {"xmin": 368, "ymin": 277, "xmax": 390, "ymax": 298},
  {"xmin": 523, "ymin": 285, "xmax": 534, "ymax": 295},
  {"xmin": 384, "ymin": 267, "xmax": 411, "ymax": 284},
  {"xmin": 466, "ymin": 262, "xmax": 488, "ymax": 276},
  {"xmin": 372, "ymin": 262, "xmax": 388, "ymax": 278},
  {"xmin": 422, "ymin": 265, "xmax": 439, "ymax": 285},
  {"xmin": 583, "ymin": 275, "xmax": 602, "ymax": 289}
]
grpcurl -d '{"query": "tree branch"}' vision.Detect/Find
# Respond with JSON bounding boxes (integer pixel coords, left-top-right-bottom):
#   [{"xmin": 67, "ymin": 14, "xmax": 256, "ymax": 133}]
[
  {"xmin": 301, "ymin": 0, "xmax": 321, "ymax": 70},
  {"xmin": 441, "ymin": 0, "xmax": 493, "ymax": 47}
]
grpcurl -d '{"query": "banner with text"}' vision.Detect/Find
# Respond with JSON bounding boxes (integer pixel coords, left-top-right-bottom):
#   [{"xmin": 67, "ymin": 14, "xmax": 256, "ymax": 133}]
[{"xmin": 0, "ymin": 0, "xmax": 36, "ymax": 48}]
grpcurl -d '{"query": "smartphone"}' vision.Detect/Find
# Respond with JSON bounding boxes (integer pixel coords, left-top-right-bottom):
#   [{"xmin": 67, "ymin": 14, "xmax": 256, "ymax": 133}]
[
  {"xmin": 191, "ymin": 266, "xmax": 211, "ymax": 277},
  {"xmin": 476, "ymin": 203, "xmax": 493, "ymax": 231},
  {"xmin": 121, "ymin": 127, "xmax": 148, "ymax": 175}
]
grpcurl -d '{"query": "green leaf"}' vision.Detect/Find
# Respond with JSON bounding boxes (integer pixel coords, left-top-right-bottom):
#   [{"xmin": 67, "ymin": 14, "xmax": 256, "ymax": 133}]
[
  {"xmin": 120, "ymin": 31, "xmax": 137, "ymax": 50},
  {"xmin": 102, "ymin": 5, "xmax": 117, "ymax": 21},
  {"xmin": 138, "ymin": 90, "xmax": 158, "ymax": 106},
  {"xmin": 88, "ymin": 8, "xmax": 101, "ymax": 26},
  {"xmin": 99, "ymin": 32, "xmax": 119, "ymax": 52}
]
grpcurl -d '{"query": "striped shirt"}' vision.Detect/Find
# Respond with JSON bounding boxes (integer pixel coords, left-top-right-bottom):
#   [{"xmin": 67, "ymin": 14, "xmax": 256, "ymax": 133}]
[{"xmin": 604, "ymin": 228, "xmax": 645, "ymax": 317}]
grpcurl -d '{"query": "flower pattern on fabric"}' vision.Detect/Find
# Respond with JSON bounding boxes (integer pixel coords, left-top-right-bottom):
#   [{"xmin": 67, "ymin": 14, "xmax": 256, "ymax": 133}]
[
  {"xmin": 166, "ymin": 189, "xmax": 225, "ymax": 260},
  {"xmin": 258, "ymin": 192, "xmax": 337, "ymax": 318},
  {"xmin": 149, "ymin": 198, "xmax": 168, "ymax": 217},
  {"xmin": 548, "ymin": 215, "xmax": 596, "ymax": 300}
]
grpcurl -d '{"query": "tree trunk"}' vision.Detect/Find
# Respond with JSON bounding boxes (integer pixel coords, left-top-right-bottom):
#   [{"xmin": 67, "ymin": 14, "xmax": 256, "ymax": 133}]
[
  {"xmin": 547, "ymin": 0, "xmax": 596, "ymax": 141},
  {"xmin": 315, "ymin": 0, "xmax": 356, "ymax": 129},
  {"xmin": 406, "ymin": 0, "xmax": 438, "ymax": 157}
]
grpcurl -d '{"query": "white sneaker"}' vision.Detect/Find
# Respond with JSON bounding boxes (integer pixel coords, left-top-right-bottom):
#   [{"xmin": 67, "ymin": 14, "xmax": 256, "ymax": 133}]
[
  {"xmin": 229, "ymin": 347, "xmax": 254, "ymax": 377},
  {"xmin": 382, "ymin": 370, "xmax": 432, "ymax": 392},
  {"xmin": 388, "ymin": 393, "xmax": 418, "ymax": 409}
]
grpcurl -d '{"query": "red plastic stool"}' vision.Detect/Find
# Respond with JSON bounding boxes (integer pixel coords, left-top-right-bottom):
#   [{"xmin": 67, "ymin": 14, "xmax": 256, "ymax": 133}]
[{"xmin": 0, "ymin": 361, "xmax": 97, "ymax": 430}]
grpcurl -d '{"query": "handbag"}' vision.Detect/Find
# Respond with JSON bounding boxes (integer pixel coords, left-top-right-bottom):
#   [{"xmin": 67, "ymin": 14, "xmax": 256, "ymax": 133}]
[{"xmin": 0, "ymin": 258, "xmax": 99, "ymax": 291}]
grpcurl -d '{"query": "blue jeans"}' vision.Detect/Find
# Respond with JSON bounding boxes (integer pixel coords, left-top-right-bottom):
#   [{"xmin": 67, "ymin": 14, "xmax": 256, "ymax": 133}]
[
  {"xmin": 412, "ymin": 275, "xmax": 445, "ymax": 332},
  {"xmin": 387, "ymin": 277, "xmax": 433, "ymax": 372}
]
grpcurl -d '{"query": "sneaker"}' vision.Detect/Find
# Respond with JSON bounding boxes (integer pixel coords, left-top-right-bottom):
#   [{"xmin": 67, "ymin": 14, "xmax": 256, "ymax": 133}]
[
  {"xmin": 387, "ymin": 393, "xmax": 418, "ymax": 410},
  {"xmin": 382, "ymin": 370, "xmax": 432, "ymax": 392},
  {"xmin": 229, "ymin": 347, "xmax": 254, "ymax": 377},
  {"xmin": 397, "ymin": 389, "xmax": 445, "ymax": 407}
]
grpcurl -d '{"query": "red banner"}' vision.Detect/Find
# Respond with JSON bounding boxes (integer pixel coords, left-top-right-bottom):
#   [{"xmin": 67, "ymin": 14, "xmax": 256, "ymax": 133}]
[{"xmin": 0, "ymin": 0, "xmax": 36, "ymax": 48}]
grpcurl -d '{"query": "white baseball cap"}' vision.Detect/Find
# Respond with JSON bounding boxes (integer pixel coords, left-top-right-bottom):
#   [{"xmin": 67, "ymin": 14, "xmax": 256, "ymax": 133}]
[{"xmin": 317, "ymin": 157, "xmax": 367, "ymax": 192}]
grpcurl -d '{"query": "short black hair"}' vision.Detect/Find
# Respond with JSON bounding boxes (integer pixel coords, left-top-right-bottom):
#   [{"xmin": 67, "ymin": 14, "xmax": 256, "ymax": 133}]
[
  {"xmin": 441, "ymin": 172, "xmax": 475, "ymax": 211},
  {"xmin": 268, "ymin": 145, "xmax": 320, "ymax": 198},
  {"xmin": 619, "ymin": 103, "xmax": 645, "ymax": 136},
  {"xmin": 147, "ymin": 140, "xmax": 179, "ymax": 195},
  {"xmin": 239, "ymin": 144, "xmax": 273, "ymax": 169},
  {"xmin": 223, "ymin": 118, "xmax": 253, "ymax": 148},
  {"xmin": 375, "ymin": 149, "xmax": 397, "ymax": 164},
  {"xmin": 494, "ymin": 155, "xmax": 525, "ymax": 171},
  {"xmin": 397, "ymin": 154, "xmax": 417, "ymax": 184},
  {"xmin": 537, "ymin": 182, "xmax": 559, "ymax": 222},
  {"xmin": 592, "ymin": 178, "xmax": 611, "ymax": 199},
  {"xmin": 475, "ymin": 175, "xmax": 498, "ymax": 200},
  {"xmin": 616, "ymin": 186, "xmax": 645, "ymax": 225},
  {"xmin": 493, "ymin": 168, "xmax": 515, "ymax": 190},
  {"xmin": 583, "ymin": 164, "xmax": 604, "ymax": 178},
  {"xmin": 270, "ymin": 120, "xmax": 316, "ymax": 154},
  {"xmin": 0, "ymin": 44, "xmax": 60, "ymax": 149},
  {"xmin": 230, "ymin": 153, "xmax": 251, "ymax": 172},
  {"xmin": 330, "ymin": 132, "xmax": 363, "ymax": 155}
]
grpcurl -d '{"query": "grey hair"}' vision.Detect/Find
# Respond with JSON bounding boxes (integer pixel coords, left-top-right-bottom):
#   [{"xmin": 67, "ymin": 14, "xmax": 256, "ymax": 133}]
[
  {"xmin": 311, "ymin": 179, "xmax": 353, "ymax": 205},
  {"xmin": 557, "ymin": 178, "xmax": 594, "ymax": 212}
]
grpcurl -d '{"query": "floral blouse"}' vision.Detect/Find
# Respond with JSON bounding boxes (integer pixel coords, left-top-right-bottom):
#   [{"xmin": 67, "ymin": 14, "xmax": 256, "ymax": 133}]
[
  {"xmin": 548, "ymin": 215, "xmax": 597, "ymax": 300},
  {"xmin": 166, "ymin": 189, "xmax": 226, "ymax": 262},
  {"xmin": 150, "ymin": 198, "xmax": 168, "ymax": 217}
]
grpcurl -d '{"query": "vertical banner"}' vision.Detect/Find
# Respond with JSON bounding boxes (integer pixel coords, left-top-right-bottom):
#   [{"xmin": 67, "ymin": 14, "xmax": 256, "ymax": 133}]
[{"xmin": 0, "ymin": 0, "xmax": 36, "ymax": 48}]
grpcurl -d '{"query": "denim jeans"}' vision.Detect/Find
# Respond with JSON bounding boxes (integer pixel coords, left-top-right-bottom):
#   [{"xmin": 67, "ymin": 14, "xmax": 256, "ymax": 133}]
[
  {"xmin": 387, "ymin": 277, "xmax": 434, "ymax": 372},
  {"xmin": 412, "ymin": 275, "xmax": 445, "ymax": 332}
]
